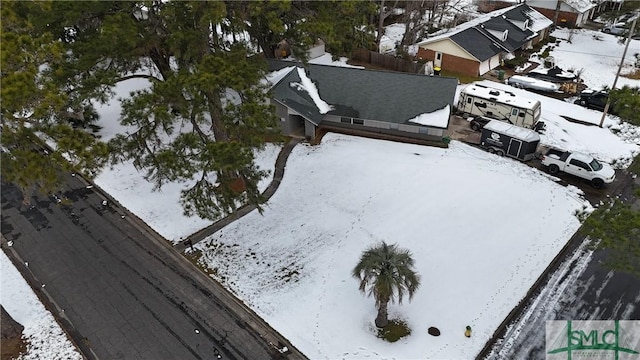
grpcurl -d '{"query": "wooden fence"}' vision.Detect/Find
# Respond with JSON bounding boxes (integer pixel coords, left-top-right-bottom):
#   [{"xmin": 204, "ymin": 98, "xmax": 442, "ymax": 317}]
[{"xmin": 352, "ymin": 48, "xmax": 425, "ymax": 74}]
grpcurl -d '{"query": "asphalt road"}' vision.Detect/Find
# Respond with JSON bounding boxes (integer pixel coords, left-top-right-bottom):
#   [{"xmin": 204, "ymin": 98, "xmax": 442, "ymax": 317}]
[
  {"xmin": 1, "ymin": 173, "xmax": 305, "ymax": 360},
  {"xmin": 480, "ymin": 173, "xmax": 640, "ymax": 359}
]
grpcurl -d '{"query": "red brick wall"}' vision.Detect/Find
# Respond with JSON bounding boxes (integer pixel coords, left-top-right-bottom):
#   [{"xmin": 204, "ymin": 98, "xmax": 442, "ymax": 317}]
[
  {"xmin": 531, "ymin": 7, "xmax": 580, "ymax": 27},
  {"xmin": 417, "ymin": 48, "xmax": 480, "ymax": 77},
  {"xmin": 476, "ymin": 0, "xmax": 517, "ymax": 13}
]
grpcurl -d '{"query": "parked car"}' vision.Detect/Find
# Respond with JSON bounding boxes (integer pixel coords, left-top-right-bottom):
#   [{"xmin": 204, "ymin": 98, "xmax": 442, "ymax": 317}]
[
  {"xmin": 507, "ymin": 75, "xmax": 560, "ymax": 92},
  {"xmin": 574, "ymin": 89, "xmax": 611, "ymax": 112},
  {"xmin": 540, "ymin": 148, "xmax": 615, "ymax": 188},
  {"xmin": 602, "ymin": 23, "xmax": 627, "ymax": 36}
]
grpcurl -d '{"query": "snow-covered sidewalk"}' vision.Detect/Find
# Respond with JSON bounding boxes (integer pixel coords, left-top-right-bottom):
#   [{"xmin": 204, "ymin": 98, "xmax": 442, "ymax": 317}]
[{"xmin": 0, "ymin": 250, "xmax": 82, "ymax": 360}]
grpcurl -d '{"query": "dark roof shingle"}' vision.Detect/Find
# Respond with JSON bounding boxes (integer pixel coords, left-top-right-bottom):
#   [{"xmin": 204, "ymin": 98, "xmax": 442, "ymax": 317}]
[{"xmin": 269, "ymin": 60, "xmax": 458, "ymax": 128}]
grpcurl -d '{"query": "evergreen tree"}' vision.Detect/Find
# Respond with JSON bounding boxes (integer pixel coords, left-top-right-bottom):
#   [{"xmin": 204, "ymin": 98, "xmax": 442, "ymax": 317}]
[
  {"xmin": 609, "ymin": 85, "xmax": 640, "ymax": 126},
  {"xmin": 583, "ymin": 198, "xmax": 640, "ymax": 278},
  {"xmin": 1, "ymin": 1, "xmax": 108, "ymax": 205},
  {"xmin": 227, "ymin": 1, "xmax": 375, "ymax": 60},
  {"xmin": 3, "ymin": 1, "xmax": 373, "ymax": 218},
  {"xmin": 19, "ymin": 1, "xmax": 281, "ymax": 220},
  {"xmin": 352, "ymin": 241, "xmax": 421, "ymax": 328}
]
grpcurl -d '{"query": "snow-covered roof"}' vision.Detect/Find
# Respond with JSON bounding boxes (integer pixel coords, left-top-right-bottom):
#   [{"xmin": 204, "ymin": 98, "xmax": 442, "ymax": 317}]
[
  {"xmin": 462, "ymin": 84, "xmax": 541, "ymax": 110},
  {"xmin": 484, "ymin": 119, "xmax": 540, "ymax": 142},
  {"xmin": 521, "ymin": 7, "xmax": 554, "ymax": 33},
  {"xmin": 268, "ymin": 60, "xmax": 458, "ymax": 129},
  {"xmin": 418, "ymin": 5, "xmax": 516, "ymax": 46},
  {"xmin": 564, "ymin": 0, "xmax": 597, "ymax": 13},
  {"xmin": 407, "ymin": 105, "xmax": 451, "ymax": 128},
  {"xmin": 527, "ymin": 0, "xmax": 596, "ymax": 13},
  {"xmin": 263, "ymin": 66, "xmax": 296, "ymax": 89},
  {"xmin": 290, "ymin": 68, "xmax": 333, "ymax": 114},
  {"xmin": 418, "ymin": 4, "xmax": 550, "ymax": 47}
]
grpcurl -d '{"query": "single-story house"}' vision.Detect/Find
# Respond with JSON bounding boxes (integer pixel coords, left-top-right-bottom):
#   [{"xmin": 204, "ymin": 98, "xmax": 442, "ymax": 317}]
[
  {"xmin": 266, "ymin": 60, "xmax": 458, "ymax": 143},
  {"xmin": 522, "ymin": 0, "xmax": 597, "ymax": 28},
  {"xmin": 416, "ymin": 4, "xmax": 553, "ymax": 77}
]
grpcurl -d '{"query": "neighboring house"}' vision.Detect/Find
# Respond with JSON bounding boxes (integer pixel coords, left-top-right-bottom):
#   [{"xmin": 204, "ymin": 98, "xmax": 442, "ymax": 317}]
[
  {"xmin": 416, "ymin": 4, "xmax": 552, "ymax": 77},
  {"xmin": 266, "ymin": 60, "xmax": 458, "ymax": 143},
  {"xmin": 525, "ymin": 0, "xmax": 597, "ymax": 28}
]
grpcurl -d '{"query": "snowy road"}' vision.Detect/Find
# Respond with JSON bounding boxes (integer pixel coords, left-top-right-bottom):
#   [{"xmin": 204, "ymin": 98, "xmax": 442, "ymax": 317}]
[{"xmin": 482, "ymin": 173, "xmax": 640, "ymax": 359}]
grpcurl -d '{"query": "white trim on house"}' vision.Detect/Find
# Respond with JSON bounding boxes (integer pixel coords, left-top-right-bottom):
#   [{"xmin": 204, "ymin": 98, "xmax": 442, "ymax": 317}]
[{"xmin": 419, "ymin": 38, "xmax": 480, "ymax": 62}]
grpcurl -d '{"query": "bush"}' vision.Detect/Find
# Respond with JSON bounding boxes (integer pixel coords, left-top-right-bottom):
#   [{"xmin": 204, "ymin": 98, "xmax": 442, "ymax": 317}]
[
  {"xmin": 377, "ymin": 319, "xmax": 411, "ymax": 342},
  {"xmin": 503, "ymin": 55, "xmax": 526, "ymax": 69}
]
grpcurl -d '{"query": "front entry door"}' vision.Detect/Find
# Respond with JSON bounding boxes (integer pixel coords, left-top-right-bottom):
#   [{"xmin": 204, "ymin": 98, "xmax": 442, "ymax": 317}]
[{"xmin": 435, "ymin": 52, "xmax": 442, "ymax": 68}]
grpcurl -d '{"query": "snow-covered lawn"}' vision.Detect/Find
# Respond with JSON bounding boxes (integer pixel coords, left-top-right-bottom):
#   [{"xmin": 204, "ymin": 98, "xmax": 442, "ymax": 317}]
[
  {"xmin": 548, "ymin": 28, "xmax": 640, "ymax": 90},
  {"xmin": 194, "ymin": 134, "xmax": 590, "ymax": 359},
  {"xmin": 94, "ymin": 142, "xmax": 281, "ymax": 242},
  {"xmin": 0, "ymin": 251, "xmax": 82, "ymax": 360}
]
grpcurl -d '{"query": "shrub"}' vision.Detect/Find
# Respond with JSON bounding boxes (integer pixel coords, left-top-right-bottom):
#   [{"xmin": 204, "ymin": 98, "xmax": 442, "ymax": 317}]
[{"xmin": 377, "ymin": 319, "xmax": 411, "ymax": 342}]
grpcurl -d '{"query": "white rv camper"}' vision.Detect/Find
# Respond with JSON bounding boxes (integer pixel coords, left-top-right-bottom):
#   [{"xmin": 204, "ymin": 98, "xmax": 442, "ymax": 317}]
[{"xmin": 457, "ymin": 84, "xmax": 542, "ymax": 129}]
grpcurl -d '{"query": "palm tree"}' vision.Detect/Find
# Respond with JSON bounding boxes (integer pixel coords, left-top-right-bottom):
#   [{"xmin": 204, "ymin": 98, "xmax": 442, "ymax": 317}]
[{"xmin": 352, "ymin": 241, "xmax": 421, "ymax": 328}]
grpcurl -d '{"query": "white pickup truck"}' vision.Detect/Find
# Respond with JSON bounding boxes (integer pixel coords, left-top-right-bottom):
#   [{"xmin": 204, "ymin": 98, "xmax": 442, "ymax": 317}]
[{"xmin": 540, "ymin": 148, "xmax": 615, "ymax": 188}]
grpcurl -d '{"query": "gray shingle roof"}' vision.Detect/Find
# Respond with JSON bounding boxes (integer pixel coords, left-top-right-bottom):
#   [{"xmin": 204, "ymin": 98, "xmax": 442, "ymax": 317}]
[
  {"xmin": 449, "ymin": 28, "xmax": 505, "ymax": 61},
  {"xmin": 503, "ymin": 4, "xmax": 529, "ymax": 22},
  {"xmin": 268, "ymin": 60, "xmax": 458, "ymax": 128},
  {"xmin": 478, "ymin": 16, "xmax": 534, "ymax": 52},
  {"xmin": 418, "ymin": 3, "xmax": 551, "ymax": 57}
]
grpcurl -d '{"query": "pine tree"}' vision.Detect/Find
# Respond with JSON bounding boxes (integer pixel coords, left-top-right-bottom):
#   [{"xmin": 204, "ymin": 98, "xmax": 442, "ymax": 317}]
[
  {"xmin": 1, "ymin": 1, "xmax": 108, "ymax": 205},
  {"xmin": 44, "ymin": 1, "xmax": 281, "ymax": 220},
  {"xmin": 609, "ymin": 85, "xmax": 640, "ymax": 126},
  {"xmin": 583, "ymin": 198, "xmax": 640, "ymax": 278},
  {"xmin": 3, "ymin": 1, "xmax": 372, "ymax": 218}
]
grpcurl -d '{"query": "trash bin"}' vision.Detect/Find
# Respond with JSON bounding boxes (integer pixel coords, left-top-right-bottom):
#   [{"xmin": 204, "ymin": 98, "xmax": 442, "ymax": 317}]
[
  {"xmin": 497, "ymin": 70, "xmax": 505, "ymax": 80},
  {"xmin": 434, "ymin": 66, "xmax": 441, "ymax": 76}
]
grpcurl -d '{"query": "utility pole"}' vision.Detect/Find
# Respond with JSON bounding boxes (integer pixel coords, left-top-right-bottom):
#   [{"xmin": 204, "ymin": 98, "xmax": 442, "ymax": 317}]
[
  {"xmin": 599, "ymin": 18, "xmax": 637, "ymax": 128},
  {"xmin": 553, "ymin": 0, "xmax": 562, "ymax": 27}
]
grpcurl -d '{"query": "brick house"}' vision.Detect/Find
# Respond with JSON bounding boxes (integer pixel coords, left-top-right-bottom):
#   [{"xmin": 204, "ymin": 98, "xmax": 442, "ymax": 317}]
[
  {"xmin": 416, "ymin": 4, "xmax": 552, "ymax": 77},
  {"xmin": 525, "ymin": 0, "xmax": 597, "ymax": 28},
  {"xmin": 479, "ymin": 0, "xmax": 597, "ymax": 28}
]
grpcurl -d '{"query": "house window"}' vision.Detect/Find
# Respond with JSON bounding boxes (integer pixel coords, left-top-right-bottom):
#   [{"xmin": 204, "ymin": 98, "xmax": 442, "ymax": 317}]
[
  {"xmin": 474, "ymin": 102, "xmax": 487, "ymax": 108},
  {"xmin": 467, "ymin": 98, "xmax": 472, "ymax": 104},
  {"xmin": 340, "ymin": 117, "xmax": 351, "ymax": 124},
  {"xmin": 511, "ymin": 108, "xmax": 518, "ymax": 116},
  {"xmin": 436, "ymin": 53, "xmax": 442, "ymax": 60},
  {"xmin": 353, "ymin": 118, "xmax": 364, "ymax": 125}
]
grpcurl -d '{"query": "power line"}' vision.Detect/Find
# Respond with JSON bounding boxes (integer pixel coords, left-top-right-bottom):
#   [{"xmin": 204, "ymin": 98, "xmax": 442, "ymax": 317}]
[{"xmin": 550, "ymin": 48, "xmax": 640, "ymax": 59}]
